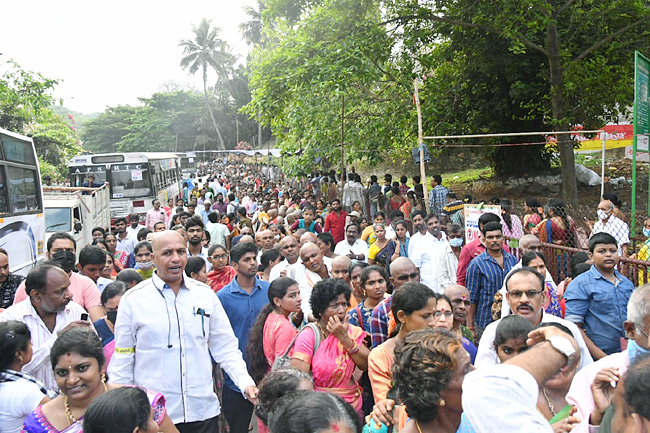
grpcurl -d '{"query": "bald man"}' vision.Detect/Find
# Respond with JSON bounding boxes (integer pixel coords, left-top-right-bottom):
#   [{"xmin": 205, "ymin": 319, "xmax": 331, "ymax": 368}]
[
  {"xmin": 331, "ymin": 255, "xmax": 352, "ymax": 285},
  {"xmin": 370, "ymin": 257, "xmax": 421, "ymax": 347},
  {"xmin": 591, "ymin": 199, "xmax": 629, "ymax": 257},
  {"xmin": 269, "ymin": 236, "xmax": 301, "ymax": 282},
  {"xmin": 298, "ymin": 242, "xmax": 331, "ymax": 320},
  {"xmin": 109, "ymin": 231, "xmax": 258, "ymax": 430},
  {"xmin": 497, "ymin": 234, "xmax": 557, "ymax": 318}
]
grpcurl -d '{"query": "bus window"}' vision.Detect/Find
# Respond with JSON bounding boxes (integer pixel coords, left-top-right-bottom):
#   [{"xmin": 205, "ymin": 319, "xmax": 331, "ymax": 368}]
[
  {"xmin": 0, "ymin": 166, "xmax": 7, "ymax": 214},
  {"xmin": 1, "ymin": 136, "xmax": 37, "ymax": 165},
  {"xmin": 110, "ymin": 164, "xmax": 152, "ymax": 198},
  {"xmin": 6, "ymin": 166, "xmax": 40, "ymax": 212}
]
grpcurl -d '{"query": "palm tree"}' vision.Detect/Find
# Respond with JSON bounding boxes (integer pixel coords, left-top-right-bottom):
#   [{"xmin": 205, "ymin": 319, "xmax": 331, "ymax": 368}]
[
  {"xmin": 239, "ymin": 2, "xmax": 264, "ymax": 46},
  {"xmin": 179, "ymin": 19, "xmax": 235, "ymax": 150}
]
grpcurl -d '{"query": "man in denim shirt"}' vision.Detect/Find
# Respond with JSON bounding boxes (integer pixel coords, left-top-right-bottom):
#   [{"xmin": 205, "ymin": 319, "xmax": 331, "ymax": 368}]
[
  {"xmin": 218, "ymin": 241, "xmax": 269, "ymax": 433},
  {"xmin": 565, "ymin": 233, "xmax": 634, "ymax": 359}
]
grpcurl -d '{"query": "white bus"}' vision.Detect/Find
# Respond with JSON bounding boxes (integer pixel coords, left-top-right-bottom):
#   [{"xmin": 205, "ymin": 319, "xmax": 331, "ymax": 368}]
[
  {"xmin": 0, "ymin": 128, "xmax": 46, "ymax": 276},
  {"xmin": 175, "ymin": 151, "xmax": 198, "ymax": 178},
  {"xmin": 69, "ymin": 152, "xmax": 182, "ymax": 223}
]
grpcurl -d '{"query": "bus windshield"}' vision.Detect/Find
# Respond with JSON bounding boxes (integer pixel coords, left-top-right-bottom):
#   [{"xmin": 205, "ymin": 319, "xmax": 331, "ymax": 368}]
[{"xmin": 110, "ymin": 164, "xmax": 152, "ymax": 198}]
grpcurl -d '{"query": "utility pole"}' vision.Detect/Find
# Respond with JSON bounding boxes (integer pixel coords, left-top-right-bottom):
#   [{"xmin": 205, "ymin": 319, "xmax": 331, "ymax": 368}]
[{"xmin": 340, "ymin": 95, "xmax": 345, "ymax": 199}]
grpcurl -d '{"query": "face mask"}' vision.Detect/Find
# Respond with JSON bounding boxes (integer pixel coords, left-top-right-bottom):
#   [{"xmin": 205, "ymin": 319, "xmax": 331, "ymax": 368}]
[
  {"xmin": 644, "ymin": 228, "xmax": 650, "ymax": 238},
  {"xmin": 52, "ymin": 250, "xmax": 76, "ymax": 273},
  {"xmin": 137, "ymin": 261, "xmax": 154, "ymax": 270},
  {"xmin": 597, "ymin": 209, "xmax": 610, "ymax": 220},
  {"xmin": 274, "ymin": 234, "xmax": 280, "ymax": 240},
  {"xmin": 106, "ymin": 310, "xmax": 118, "ymax": 325},
  {"xmin": 449, "ymin": 237, "xmax": 463, "ymax": 248}
]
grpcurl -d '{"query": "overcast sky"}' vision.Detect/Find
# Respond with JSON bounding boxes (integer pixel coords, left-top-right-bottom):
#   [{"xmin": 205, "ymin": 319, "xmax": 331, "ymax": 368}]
[{"xmin": 1, "ymin": 0, "xmax": 255, "ymax": 114}]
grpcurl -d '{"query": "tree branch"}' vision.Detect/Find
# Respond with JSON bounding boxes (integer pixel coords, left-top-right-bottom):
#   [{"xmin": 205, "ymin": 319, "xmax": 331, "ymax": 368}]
[
  {"xmin": 573, "ymin": 14, "xmax": 650, "ymax": 62},
  {"xmin": 557, "ymin": 0, "xmax": 577, "ymax": 15},
  {"xmin": 380, "ymin": 13, "xmax": 552, "ymax": 58}
]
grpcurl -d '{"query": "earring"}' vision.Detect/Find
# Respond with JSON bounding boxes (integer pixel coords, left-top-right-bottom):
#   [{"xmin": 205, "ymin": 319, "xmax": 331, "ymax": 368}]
[
  {"xmin": 438, "ymin": 399, "xmax": 446, "ymax": 407},
  {"xmin": 101, "ymin": 372, "xmax": 107, "ymax": 383},
  {"xmin": 18, "ymin": 355, "xmax": 23, "ymax": 363}
]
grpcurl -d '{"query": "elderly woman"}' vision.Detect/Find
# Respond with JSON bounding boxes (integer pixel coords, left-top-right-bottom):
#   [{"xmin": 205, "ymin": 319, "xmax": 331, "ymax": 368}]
[
  {"xmin": 291, "ymin": 278, "xmax": 370, "ymax": 415},
  {"xmin": 21, "ymin": 327, "xmax": 177, "ymax": 433}
]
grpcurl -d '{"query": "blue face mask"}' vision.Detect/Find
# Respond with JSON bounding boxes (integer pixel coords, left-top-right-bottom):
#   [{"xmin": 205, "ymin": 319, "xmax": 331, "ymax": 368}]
[
  {"xmin": 628, "ymin": 339, "xmax": 650, "ymax": 363},
  {"xmin": 448, "ymin": 237, "xmax": 463, "ymax": 248},
  {"xmin": 644, "ymin": 228, "xmax": 650, "ymax": 238}
]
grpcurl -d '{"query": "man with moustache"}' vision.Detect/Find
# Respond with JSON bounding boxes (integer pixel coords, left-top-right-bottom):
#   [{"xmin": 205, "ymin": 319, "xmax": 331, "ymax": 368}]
[
  {"xmin": 269, "ymin": 236, "xmax": 300, "ymax": 282},
  {"xmin": 185, "ymin": 216, "xmax": 211, "ymax": 271},
  {"xmin": 0, "ymin": 248, "xmax": 24, "ymax": 310},
  {"xmin": 12, "ymin": 232, "xmax": 103, "ymax": 322},
  {"xmin": 474, "ymin": 267, "xmax": 592, "ymax": 369},
  {"xmin": 408, "ymin": 211, "xmax": 442, "ymax": 292},
  {"xmin": 0, "ymin": 264, "xmax": 88, "ymax": 389},
  {"xmin": 370, "ymin": 257, "xmax": 421, "ymax": 347},
  {"xmin": 109, "ymin": 231, "xmax": 258, "ymax": 432},
  {"xmin": 324, "ymin": 198, "xmax": 347, "ymax": 244},
  {"xmin": 466, "ymin": 222, "xmax": 517, "ymax": 334},
  {"xmin": 298, "ymin": 242, "xmax": 331, "ymax": 320}
]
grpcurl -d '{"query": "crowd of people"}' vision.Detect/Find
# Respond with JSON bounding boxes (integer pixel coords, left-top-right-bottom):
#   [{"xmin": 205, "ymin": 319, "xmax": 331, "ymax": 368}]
[{"xmin": 0, "ymin": 159, "xmax": 649, "ymax": 433}]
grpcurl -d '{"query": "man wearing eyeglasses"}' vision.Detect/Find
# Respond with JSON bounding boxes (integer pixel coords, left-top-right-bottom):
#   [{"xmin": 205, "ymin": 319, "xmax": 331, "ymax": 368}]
[
  {"xmin": 475, "ymin": 267, "xmax": 593, "ymax": 369},
  {"xmin": 497, "ymin": 234, "xmax": 558, "ymax": 317}
]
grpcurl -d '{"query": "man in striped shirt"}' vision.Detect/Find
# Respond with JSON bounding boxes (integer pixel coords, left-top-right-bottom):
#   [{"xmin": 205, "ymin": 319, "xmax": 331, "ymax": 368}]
[{"xmin": 466, "ymin": 222, "xmax": 517, "ymax": 335}]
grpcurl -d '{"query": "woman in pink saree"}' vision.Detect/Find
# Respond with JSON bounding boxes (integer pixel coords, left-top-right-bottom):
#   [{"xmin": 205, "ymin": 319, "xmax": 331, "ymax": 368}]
[{"xmin": 291, "ymin": 278, "xmax": 370, "ymax": 415}]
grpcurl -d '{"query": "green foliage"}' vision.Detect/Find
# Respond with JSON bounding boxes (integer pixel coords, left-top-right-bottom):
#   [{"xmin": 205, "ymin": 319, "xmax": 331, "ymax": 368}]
[
  {"xmin": 0, "ymin": 60, "xmax": 82, "ymax": 176},
  {"xmin": 245, "ymin": 0, "xmax": 416, "ymax": 176},
  {"xmin": 79, "ymin": 88, "xmax": 264, "ymax": 154},
  {"xmin": 245, "ymin": 0, "xmax": 650, "ymax": 201},
  {"xmin": 0, "ymin": 60, "xmax": 59, "ymax": 132}
]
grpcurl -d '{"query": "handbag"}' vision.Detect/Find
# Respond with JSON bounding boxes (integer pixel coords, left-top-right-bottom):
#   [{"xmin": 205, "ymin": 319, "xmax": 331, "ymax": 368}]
[{"xmin": 271, "ymin": 322, "xmax": 321, "ymax": 371}]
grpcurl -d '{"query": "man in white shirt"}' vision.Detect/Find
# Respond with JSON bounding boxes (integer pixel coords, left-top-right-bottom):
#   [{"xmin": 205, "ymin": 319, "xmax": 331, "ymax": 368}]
[
  {"xmin": 206, "ymin": 212, "xmax": 231, "ymax": 249},
  {"xmin": 185, "ymin": 216, "xmax": 212, "ymax": 271},
  {"xmin": 126, "ymin": 214, "xmax": 145, "ymax": 238},
  {"xmin": 298, "ymin": 242, "xmax": 331, "ymax": 320},
  {"xmin": 0, "ymin": 264, "xmax": 88, "ymax": 390},
  {"xmin": 114, "ymin": 217, "xmax": 136, "ymax": 254},
  {"xmin": 108, "ymin": 231, "xmax": 257, "ymax": 431},
  {"xmin": 475, "ymin": 268, "xmax": 593, "ymax": 370},
  {"xmin": 269, "ymin": 236, "xmax": 300, "ymax": 282},
  {"xmin": 334, "ymin": 223, "xmax": 368, "ymax": 263},
  {"xmin": 408, "ymin": 210, "xmax": 444, "ymax": 292},
  {"xmin": 591, "ymin": 199, "xmax": 630, "ymax": 256}
]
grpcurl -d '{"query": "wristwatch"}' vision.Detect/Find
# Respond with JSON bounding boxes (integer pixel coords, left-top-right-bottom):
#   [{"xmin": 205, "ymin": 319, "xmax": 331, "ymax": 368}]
[{"xmin": 548, "ymin": 336, "xmax": 577, "ymax": 371}]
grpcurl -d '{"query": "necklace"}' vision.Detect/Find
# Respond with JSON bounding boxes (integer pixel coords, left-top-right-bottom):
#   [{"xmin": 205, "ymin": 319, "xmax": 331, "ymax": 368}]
[
  {"xmin": 542, "ymin": 388, "xmax": 556, "ymax": 416},
  {"xmin": 316, "ymin": 322, "xmax": 329, "ymax": 338},
  {"xmin": 64, "ymin": 382, "xmax": 108, "ymax": 426},
  {"xmin": 416, "ymin": 420, "xmax": 423, "ymax": 433}
]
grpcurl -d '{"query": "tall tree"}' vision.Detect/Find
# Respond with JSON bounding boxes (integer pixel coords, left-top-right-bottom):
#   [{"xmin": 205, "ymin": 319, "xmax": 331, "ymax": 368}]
[
  {"xmin": 179, "ymin": 19, "xmax": 236, "ymax": 150},
  {"xmin": 382, "ymin": 0, "xmax": 650, "ymax": 206},
  {"xmin": 240, "ymin": 1, "xmax": 266, "ymax": 47}
]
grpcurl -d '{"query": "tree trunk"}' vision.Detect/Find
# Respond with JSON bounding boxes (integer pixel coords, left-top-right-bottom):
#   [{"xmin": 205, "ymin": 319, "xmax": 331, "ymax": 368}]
[
  {"xmin": 547, "ymin": 15, "xmax": 578, "ymax": 208},
  {"xmin": 203, "ymin": 68, "xmax": 225, "ymax": 151}
]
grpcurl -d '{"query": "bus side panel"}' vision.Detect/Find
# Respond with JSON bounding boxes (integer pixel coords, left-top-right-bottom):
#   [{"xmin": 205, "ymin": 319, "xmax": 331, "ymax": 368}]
[{"xmin": 0, "ymin": 214, "xmax": 46, "ymax": 276}]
